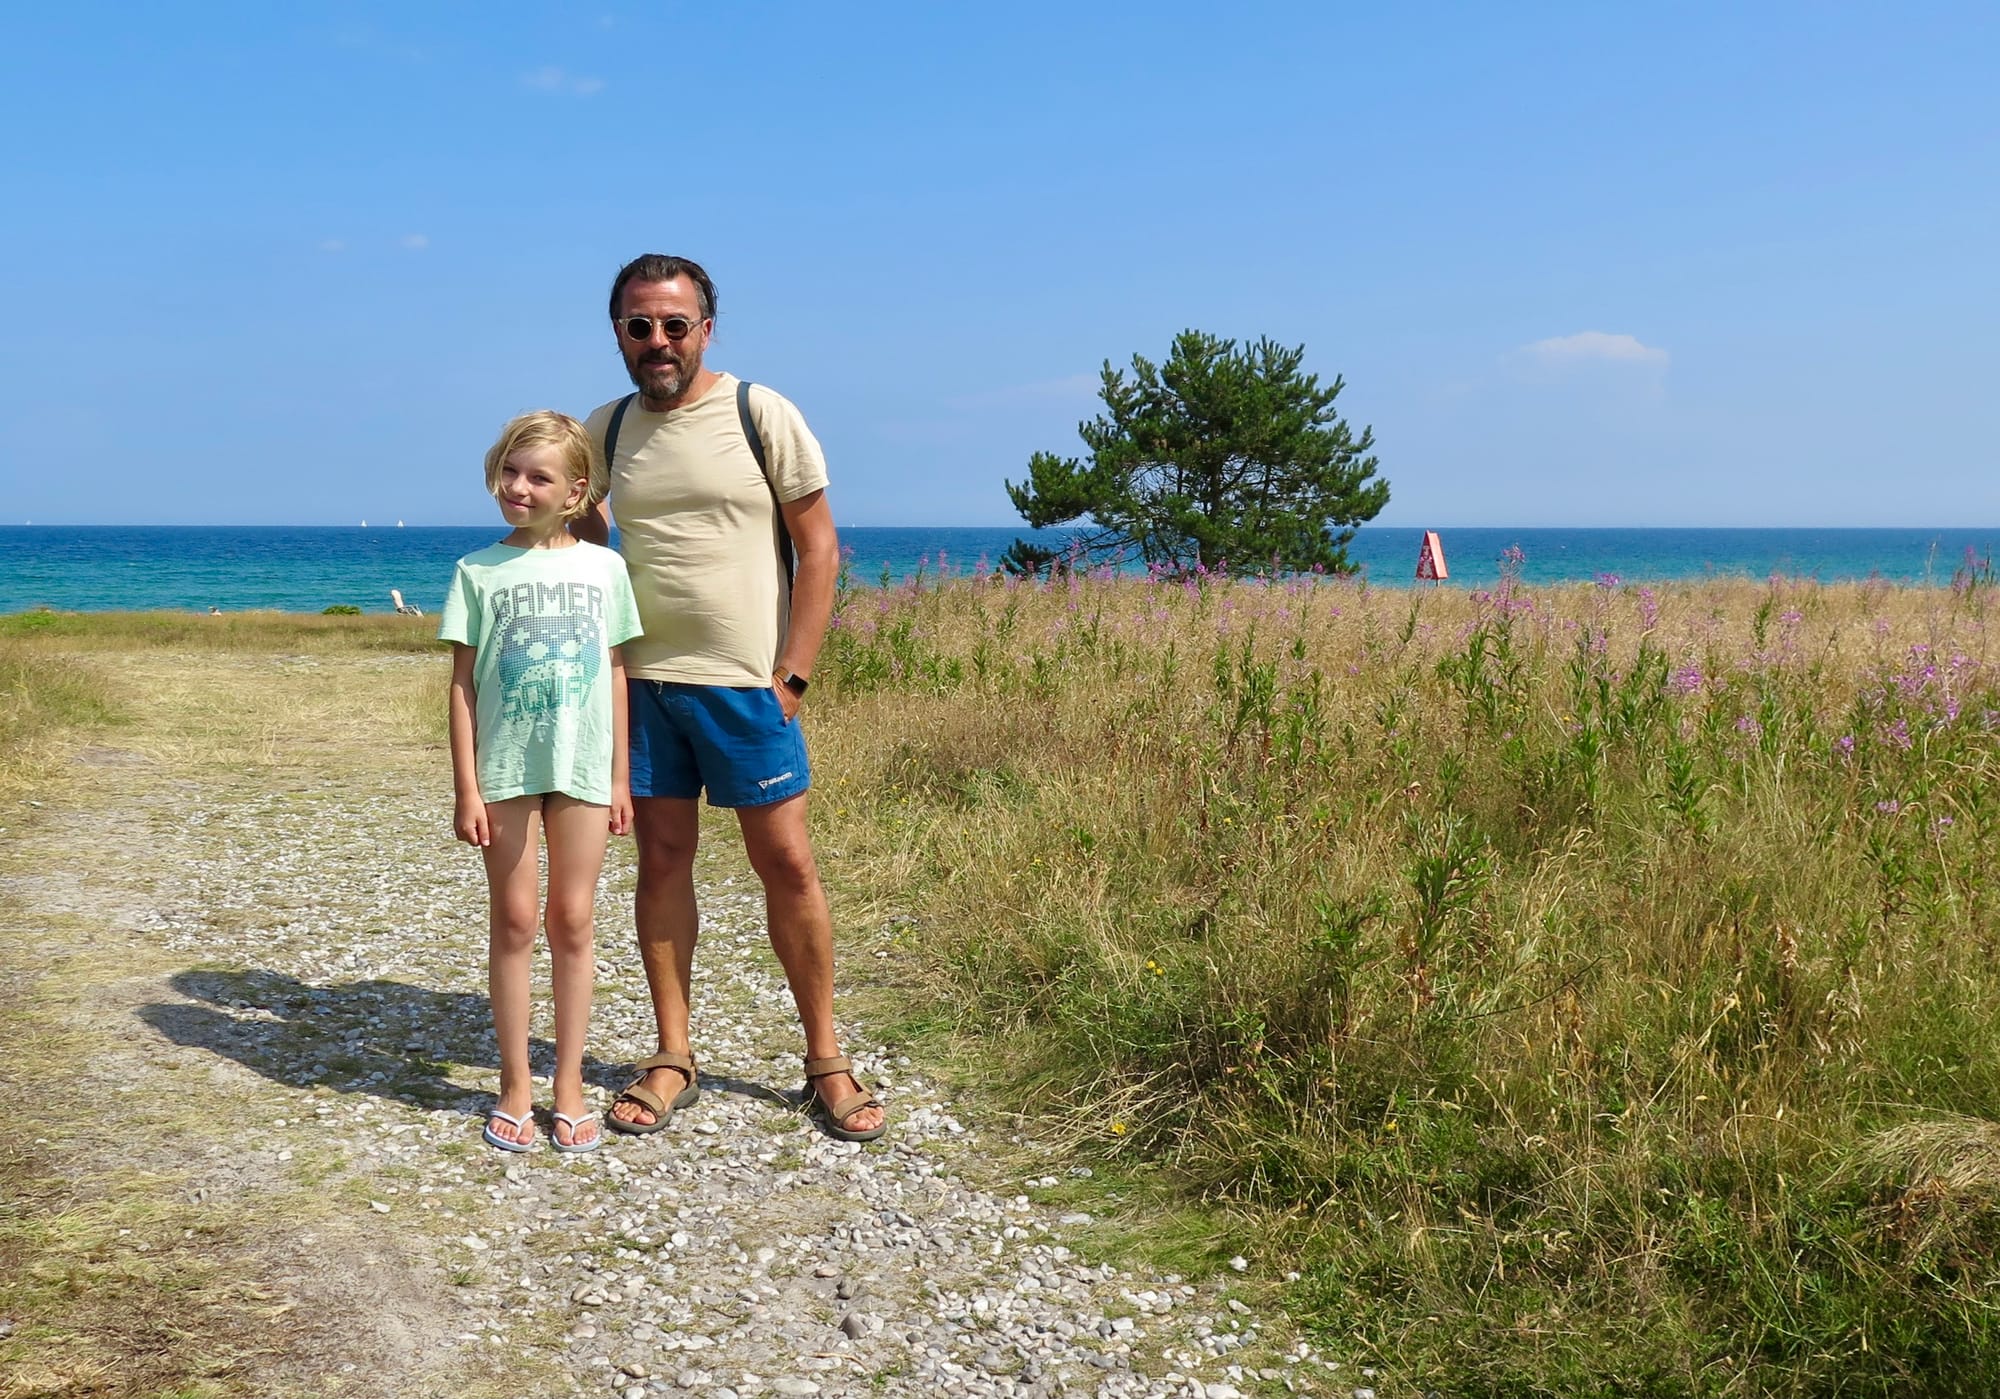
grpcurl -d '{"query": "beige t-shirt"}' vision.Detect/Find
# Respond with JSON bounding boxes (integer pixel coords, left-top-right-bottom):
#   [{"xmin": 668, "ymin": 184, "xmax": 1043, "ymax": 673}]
[{"xmin": 585, "ymin": 374, "xmax": 829, "ymax": 685}]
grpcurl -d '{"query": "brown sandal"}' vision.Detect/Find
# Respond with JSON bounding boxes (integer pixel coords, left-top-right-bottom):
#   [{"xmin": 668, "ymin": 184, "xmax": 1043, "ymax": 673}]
[
  {"xmin": 802, "ymin": 1054, "xmax": 886, "ymax": 1143},
  {"xmin": 606, "ymin": 1050, "xmax": 699, "ymax": 1135}
]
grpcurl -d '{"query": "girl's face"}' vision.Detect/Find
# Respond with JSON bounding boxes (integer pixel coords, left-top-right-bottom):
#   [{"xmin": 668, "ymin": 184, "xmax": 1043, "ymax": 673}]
[{"xmin": 496, "ymin": 444, "xmax": 585, "ymax": 534}]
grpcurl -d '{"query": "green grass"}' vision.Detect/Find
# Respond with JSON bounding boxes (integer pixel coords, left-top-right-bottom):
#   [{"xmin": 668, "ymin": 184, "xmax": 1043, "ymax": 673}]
[
  {"xmin": 0, "ymin": 607, "xmax": 438, "ymax": 653},
  {"xmin": 13, "ymin": 589, "xmax": 2000, "ymax": 1393},
  {"xmin": 808, "ymin": 567, "xmax": 2000, "ymax": 1397}
]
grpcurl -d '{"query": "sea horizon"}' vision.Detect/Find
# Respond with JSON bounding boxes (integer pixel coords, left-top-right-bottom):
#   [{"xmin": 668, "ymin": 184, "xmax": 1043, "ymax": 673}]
[
  {"xmin": 17, "ymin": 521, "xmax": 2000, "ymax": 532},
  {"xmin": 2, "ymin": 524, "xmax": 1997, "ymax": 615}
]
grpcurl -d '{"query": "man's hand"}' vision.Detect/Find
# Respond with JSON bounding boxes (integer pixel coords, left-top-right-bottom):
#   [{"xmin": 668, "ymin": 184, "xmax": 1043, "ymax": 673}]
[
  {"xmin": 454, "ymin": 794, "xmax": 491, "ymax": 847},
  {"xmin": 772, "ymin": 674, "xmax": 802, "ymax": 723}
]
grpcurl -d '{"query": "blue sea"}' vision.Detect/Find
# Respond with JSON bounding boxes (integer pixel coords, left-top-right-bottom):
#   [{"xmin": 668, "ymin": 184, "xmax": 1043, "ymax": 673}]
[{"xmin": 1, "ymin": 526, "xmax": 1997, "ymax": 614}]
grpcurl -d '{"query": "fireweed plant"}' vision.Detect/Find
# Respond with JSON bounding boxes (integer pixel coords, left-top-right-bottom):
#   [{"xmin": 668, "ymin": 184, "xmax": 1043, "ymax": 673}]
[{"xmin": 808, "ymin": 552, "xmax": 2000, "ymax": 1396}]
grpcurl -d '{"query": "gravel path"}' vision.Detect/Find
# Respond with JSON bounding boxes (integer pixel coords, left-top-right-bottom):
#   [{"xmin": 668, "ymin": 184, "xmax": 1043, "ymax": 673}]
[{"xmin": 10, "ymin": 655, "xmax": 1361, "ymax": 1399}]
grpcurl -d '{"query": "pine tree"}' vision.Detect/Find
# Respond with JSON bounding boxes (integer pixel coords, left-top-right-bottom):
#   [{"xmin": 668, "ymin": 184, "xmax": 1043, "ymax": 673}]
[{"xmin": 1003, "ymin": 331, "xmax": 1388, "ymax": 576}]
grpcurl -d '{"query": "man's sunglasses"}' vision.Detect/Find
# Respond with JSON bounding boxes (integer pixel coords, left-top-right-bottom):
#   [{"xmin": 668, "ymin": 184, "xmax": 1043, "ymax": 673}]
[{"xmin": 616, "ymin": 315, "xmax": 704, "ymax": 342}]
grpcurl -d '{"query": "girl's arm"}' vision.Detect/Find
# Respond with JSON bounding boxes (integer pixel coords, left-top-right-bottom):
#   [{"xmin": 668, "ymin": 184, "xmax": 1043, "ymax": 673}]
[
  {"xmin": 608, "ymin": 644, "xmax": 632, "ymax": 836},
  {"xmin": 448, "ymin": 643, "xmax": 490, "ymax": 846}
]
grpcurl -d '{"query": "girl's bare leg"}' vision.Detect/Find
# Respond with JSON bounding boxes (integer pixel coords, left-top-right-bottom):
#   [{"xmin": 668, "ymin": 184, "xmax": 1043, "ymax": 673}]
[
  {"xmin": 543, "ymin": 794, "xmax": 610, "ymax": 1147},
  {"xmin": 482, "ymin": 796, "xmax": 544, "ymax": 1147}
]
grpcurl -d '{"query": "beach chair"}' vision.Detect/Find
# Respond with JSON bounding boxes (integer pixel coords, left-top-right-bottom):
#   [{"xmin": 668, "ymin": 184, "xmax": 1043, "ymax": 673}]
[{"xmin": 390, "ymin": 589, "xmax": 423, "ymax": 617}]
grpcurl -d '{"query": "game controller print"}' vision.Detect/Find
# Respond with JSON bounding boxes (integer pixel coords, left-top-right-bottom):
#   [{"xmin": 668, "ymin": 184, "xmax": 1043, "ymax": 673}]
[{"xmin": 496, "ymin": 611, "xmax": 604, "ymax": 716}]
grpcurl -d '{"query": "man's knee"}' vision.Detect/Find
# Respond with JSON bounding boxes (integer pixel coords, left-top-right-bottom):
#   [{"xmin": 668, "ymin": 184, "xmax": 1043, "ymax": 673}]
[
  {"xmin": 633, "ymin": 804, "xmax": 699, "ymax": 881},
  {"xmin": 636, "ymin": 841, "xmax": 697, "ymax": 883},
  {"xmin": 745, "ymin": 829, "xmax": 820, "ymax": 896}
]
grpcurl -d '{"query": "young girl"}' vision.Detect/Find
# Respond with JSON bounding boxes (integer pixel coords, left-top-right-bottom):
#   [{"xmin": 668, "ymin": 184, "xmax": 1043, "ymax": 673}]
[{"xmin": 439, "ymin": 411, "xmax": 642, "ymax": 1153}]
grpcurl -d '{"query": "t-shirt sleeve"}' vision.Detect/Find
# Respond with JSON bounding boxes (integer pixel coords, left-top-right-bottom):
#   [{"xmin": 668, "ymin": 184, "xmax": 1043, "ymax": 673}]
[
  {"xmin": 748, "ymin": 384, "xmax": 830, "ymax": 503},
  {"xmin": 603, "ymin": 553, "xmax": 643, "ymax": 648},
  {"xmin": 437, "ymin": 562, "xmax": 480, "ymax": 646}
]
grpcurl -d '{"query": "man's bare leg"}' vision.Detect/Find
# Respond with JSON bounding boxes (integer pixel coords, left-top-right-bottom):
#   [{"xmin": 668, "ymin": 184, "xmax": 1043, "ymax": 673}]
[
  {"xmin": 738, "ymin": 793, "xmax": 885, "ymax": 1136},
  {"xmin": 609, "ymin": 795, "xmax": 702, "ymax": 1127}
]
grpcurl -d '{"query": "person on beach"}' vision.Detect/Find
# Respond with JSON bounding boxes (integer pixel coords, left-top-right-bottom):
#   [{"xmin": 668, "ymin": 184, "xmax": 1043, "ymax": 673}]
[
  {"xmin": 441, "ymin": 411, "xmax": 643, "ymax": 1153},
  {"xmin": 574, "ymin": 253, "xmax": 886, "ymax": 1142}
]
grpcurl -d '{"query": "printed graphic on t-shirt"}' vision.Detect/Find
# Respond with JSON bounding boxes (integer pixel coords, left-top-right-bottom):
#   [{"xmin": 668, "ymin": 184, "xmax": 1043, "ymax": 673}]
[{"xmin": 489, "ymin": 581, "xmax": 607, "ymax": 720}]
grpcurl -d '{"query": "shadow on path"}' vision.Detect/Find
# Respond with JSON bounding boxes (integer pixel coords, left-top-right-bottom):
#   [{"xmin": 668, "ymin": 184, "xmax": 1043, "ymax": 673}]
[{"xmin": 137, "ymin": 968, "xmax": 795, "ymax": 1116}]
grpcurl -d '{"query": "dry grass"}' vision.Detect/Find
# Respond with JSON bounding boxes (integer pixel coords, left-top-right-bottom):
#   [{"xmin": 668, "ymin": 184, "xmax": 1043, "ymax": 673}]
[
  {"xmin": 13, "ymin": 586, "xmax": 2000, "ymax": 1393},
  {"xmin": 0, "ymin": 609, "xmax": 438, "ymax": 655},
  {"xmin": 805, "ymin": 567, "xmax": 2000, "ymax": 1396},
  {"xmin": 0, "ymin": 642, "xmax": 118, "ymax": 802},
  {"xmin": 0, "ymin": 616, "xmax": 457, "ymax": 1398},
  {"xmin": 0, "ymin": 937, "xmax": 297, "ymax": 1399},
  {"xmin": 0, "ymin": 612, "xmax": 438, "ymax": 798}
]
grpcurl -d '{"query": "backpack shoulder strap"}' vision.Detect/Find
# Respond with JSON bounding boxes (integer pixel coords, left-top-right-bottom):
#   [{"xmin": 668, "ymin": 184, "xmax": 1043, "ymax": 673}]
[
  {"xmin": 735, "ymin": 378, "xmax": 767, "ymax": 474},
  {"xmin": 735, "ymin": 379, "xmax": 795, "ymax": 586},
  {"xmin": 601, "ymin": 393, "xmax": 636, "ymax": 474}
]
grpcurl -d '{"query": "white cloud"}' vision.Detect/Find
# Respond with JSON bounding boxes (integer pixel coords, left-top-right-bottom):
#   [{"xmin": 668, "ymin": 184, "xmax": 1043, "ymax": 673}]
[
  {"xmin": 318, "ymin": 238, "xmax": 346, "ymax": 254},
  {"xmin": 1515, "ymin": 331, "xmax": 1669, "ymax": 368},
  {"xmin": 522, "ymin": 66, "xmax": 605, "ymax": 96},
  {"xmin": 400, "ymin": 234, "xmax": 430, "ymax": 252}
]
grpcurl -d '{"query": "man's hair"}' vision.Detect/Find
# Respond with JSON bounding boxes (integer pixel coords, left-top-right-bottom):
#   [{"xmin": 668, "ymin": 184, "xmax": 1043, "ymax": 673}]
[
  {"xmin": 482, "ymin": 411, "xmax": 603, "ymax": 521},
  {"xmin": 608, "ymin": 254, "xmax": 716, "ymax": 322}
]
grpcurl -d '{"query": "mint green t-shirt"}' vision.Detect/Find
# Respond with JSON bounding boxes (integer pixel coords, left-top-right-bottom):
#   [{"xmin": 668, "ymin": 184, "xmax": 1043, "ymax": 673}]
[{"xmin": 438, "ymin": 541, "xmax": 642, "ymax": 805}]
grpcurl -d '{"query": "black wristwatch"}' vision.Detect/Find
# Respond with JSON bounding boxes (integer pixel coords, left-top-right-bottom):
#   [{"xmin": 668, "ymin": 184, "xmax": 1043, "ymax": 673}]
[{"xmin": 776, "ymin": 668, "xmax": 809, "ymax": 697}]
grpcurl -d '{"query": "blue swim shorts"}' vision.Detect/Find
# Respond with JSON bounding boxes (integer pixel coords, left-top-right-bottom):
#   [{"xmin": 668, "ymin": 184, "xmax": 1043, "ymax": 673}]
[{"xmin": 627, "ymin": 680, "xmax": 811, "ymax": 807}]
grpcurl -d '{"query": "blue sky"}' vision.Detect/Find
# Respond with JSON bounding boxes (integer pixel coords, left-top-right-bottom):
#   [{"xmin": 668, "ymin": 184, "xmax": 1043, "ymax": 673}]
[{"xmin": 2, "ymin": 3, "xmax": 1994, "ymax": 527}]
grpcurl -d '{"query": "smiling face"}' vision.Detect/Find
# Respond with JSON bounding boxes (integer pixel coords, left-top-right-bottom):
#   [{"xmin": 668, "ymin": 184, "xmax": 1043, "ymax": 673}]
[
  {"xmin": 495, "ymin": 443, "xmax": 586, "ymax": 537},
  {"xmin": 615, "ymin": 276, "xmax": 713, "ymax": 410}
]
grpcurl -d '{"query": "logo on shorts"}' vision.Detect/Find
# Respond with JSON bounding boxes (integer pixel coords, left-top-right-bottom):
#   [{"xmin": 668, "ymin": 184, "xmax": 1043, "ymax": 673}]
[{"xmin": 756, "ymin": 770, "xmax": 797, "ymax": 790}]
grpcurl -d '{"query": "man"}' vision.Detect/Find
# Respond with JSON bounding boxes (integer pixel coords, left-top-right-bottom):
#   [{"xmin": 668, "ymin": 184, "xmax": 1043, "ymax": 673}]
[{"xmin": 575, "ymin": 254, "xmax": 885, "ymax": 1142}]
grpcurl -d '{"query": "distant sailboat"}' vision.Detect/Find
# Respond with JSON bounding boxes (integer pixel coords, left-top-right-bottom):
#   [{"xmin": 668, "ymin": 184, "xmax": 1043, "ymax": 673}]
[
  {"xmin": 397, "ymin": 519, "xmax": 404, "ymax": 527},
  {"xmin": 360, "ymin": 519, "xmax": 367, "ymax": 527}
]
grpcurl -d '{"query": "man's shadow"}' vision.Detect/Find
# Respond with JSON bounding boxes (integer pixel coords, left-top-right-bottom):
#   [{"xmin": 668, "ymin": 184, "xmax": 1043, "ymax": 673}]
[{"xmin": 137, "ymin": 967, "xmax": 794, "ymax": 1115}]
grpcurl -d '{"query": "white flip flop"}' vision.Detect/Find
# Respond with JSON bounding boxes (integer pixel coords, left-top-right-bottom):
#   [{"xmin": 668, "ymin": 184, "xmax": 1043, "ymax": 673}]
[
  {"xmin": 551, "ymin": 1110, "xmax": 603, "ymax": 1154},
  {"xmin": 482, "ymin": 1107, "xmax": 538, "ymax": 1153}
]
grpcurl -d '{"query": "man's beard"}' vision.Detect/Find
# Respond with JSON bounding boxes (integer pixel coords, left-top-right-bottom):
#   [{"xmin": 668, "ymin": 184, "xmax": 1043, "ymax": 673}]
[{"xmin": 629, "ymin": 345, "xmax": 700, "ymax": 406}]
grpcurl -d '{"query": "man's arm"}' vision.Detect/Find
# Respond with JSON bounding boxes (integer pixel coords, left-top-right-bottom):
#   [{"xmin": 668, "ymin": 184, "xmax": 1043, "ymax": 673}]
[
  {"xmin": 773, "ymin": 488, "xmax": 837, "ymax": 720},
  {"xmin": 570, "ymin": 497, "xmax": 612, "ymax": 547}
]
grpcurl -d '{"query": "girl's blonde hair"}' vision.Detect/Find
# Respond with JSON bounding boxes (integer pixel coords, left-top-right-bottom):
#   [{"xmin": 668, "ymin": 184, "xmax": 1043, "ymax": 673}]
[{"xmin": 482, "ymin": 411, "xmax": 604, "ymax": 522}]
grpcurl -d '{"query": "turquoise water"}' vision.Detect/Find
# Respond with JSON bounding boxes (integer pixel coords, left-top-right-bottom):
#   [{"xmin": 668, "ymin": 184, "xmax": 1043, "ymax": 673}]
[{"xmin": 1, "ymin": 526, "xmax": 1996, "ymax": 614}]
